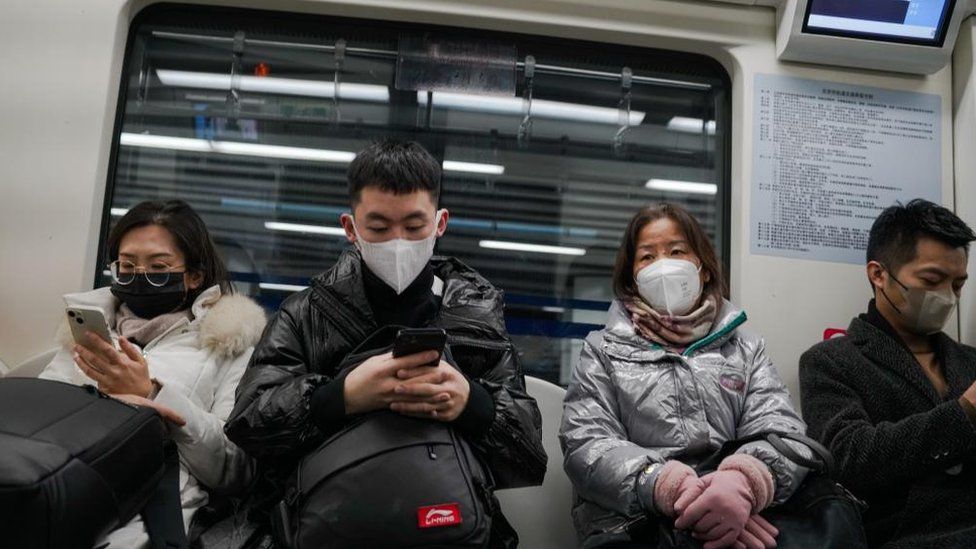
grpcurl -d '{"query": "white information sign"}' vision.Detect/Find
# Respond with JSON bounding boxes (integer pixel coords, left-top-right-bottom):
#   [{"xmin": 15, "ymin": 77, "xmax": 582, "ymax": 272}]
[{"xmin": 751, "ymin": 74, "xmax": 941, "ymax": 264}]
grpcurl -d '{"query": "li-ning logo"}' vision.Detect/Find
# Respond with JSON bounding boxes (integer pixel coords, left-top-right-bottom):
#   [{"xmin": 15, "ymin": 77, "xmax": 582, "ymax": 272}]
[{"xmin": 417, "ymin": 503, "xmax": 462, "ymax": 529}]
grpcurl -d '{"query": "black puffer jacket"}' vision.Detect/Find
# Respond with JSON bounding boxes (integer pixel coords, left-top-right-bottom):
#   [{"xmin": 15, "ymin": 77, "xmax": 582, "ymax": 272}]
[{"xmin": 224, "ymin": 250, "xmax": 547, "ymax": 543}]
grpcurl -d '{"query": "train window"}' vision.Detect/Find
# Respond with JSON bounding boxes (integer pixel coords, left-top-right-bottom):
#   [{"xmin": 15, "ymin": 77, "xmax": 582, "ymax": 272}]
[{"xmin": 101, "ymin": 5, "xmax": 730, "ymax": 385}]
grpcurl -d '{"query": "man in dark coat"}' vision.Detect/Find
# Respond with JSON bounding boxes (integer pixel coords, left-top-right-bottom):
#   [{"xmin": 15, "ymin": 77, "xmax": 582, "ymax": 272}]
[
  {"xmin": 799, "ymin": 199, "xmax": 976, "ymax": 548},
  {"xmin": 224, "ymin": 139, "xmax": 547, "ymax": 547}
]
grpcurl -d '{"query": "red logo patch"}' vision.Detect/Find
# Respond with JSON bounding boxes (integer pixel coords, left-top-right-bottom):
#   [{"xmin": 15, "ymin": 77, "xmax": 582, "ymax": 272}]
[
  {"xmin": 417, "ymin": 503, "xmax": 463, "ymax": 529},
  {"xmin": 823, "ymin": 328, "xmax": 847, "ymax": 341}
]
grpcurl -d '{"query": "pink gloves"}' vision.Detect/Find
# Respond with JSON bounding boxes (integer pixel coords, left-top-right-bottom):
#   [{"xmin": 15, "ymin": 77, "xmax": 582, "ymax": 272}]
[
  {"xmin": 675, "ymin": 469, "xmax": 754, "ymax": 547},
  {"xmin": 671, "ymin": 454, "xmax": 776, "ymax": 549},
  {"xmin": 718, "ymin": 454, "xmax": 775, "ymax": 511},
  {"xmin": 653, "ymin": 461, "xmax": 704, "ymax": 517},
  {"xmin": 735, "ymin": 515, "xmax": 779, "ymax": 549}
]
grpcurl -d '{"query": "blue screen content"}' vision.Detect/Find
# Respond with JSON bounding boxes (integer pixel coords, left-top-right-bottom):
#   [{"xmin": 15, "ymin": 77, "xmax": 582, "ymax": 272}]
[{"xmin": 807, "ymin": 0, "xmax": 951, "ymax": 42}]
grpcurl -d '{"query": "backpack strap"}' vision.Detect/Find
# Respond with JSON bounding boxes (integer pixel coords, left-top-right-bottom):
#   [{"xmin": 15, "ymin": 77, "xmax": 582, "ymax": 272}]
[
  {"xmin": 142, "ymin": 441, "xmax": 189, "ymax": 549},
  {"xmin": 766, "ymin": 432, "xmax": 834, "ymax": 477},
  {"xmin": 697, "ymin": 432, "xmax": 834, "ymax": 477}
]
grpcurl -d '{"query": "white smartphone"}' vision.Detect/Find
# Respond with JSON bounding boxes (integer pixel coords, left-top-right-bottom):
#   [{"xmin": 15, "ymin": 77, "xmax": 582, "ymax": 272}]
[{"xmin": 66, "ymin": 306, "xmax": 113, "ymax": 346}]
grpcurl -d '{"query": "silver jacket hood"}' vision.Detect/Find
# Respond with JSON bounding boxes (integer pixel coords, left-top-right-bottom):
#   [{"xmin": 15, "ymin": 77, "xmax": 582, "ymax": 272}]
[{"xmin": 559, "ymin": 299, "xmax": 808, "ymax": 548}]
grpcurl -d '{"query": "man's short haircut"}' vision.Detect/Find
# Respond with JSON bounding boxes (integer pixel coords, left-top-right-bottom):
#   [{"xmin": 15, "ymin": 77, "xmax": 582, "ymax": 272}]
[
  {"xmin": 347, "ymin": 139, "xmax": 441, "ymax": 206},
  {"xmin": 866, "ymin": 199, "xmax": 976, "ymax": 272}
]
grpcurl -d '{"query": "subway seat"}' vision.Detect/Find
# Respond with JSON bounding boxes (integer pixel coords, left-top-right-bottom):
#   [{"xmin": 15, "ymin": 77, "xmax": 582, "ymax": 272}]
[
  {"xmin": 6, "ymin": 348, "xmax": 57, "ymax": 378},
  {"xmin": 496, "ymin": 375, "xmax": 577, "ymax": 548}
]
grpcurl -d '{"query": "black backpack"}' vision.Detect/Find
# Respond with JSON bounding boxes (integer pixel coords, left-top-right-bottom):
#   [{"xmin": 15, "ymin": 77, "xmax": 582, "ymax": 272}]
[
  {"xmin": 272, "ymin": 328, "xmax": 494, "ymax": 549},
  {"xmin": 0, "ymin": 378, "xmax": 188, "ymax": 549},
  {"xmin": 274, "ymin": 412, "xmax": 494, "ymax": 549}
]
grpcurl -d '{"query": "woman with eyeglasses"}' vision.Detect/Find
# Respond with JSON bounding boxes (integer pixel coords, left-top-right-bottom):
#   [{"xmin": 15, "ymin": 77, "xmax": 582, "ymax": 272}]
[
  {"xmin": 560, "ymin": 203, "xmax": 810, "ymax": 549},
  {"xmin": 40, "ymin": 199, "xmax": 266, "ymax": 548}
]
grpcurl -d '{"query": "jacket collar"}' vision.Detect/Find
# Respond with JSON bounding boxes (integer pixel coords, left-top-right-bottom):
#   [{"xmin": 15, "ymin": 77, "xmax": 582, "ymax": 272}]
[
  {"xmin": 846, "ymin": 314, "xmax": 945, "ymax": 404},
  {"xmin": 603, "ymin": 298, "xmax": 747, "ymax": 358},
  {"xmin": 309, "ymin": 248, "xmax": 508, "ymax": 341},
  {"xmin": 941, "ymin": 333, "xmax": 976, "ymax": 396}
]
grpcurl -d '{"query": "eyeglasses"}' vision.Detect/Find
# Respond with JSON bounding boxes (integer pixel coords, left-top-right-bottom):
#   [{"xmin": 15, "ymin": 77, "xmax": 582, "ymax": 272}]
[{"xmin": 108, "ymin": 260, "xmax": 185, "ymax": 287}]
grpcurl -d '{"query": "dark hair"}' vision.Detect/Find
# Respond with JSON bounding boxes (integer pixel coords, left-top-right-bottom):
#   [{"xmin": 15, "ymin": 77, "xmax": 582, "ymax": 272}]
[
  {"xmin": 613, "ymin": 203, "xmax": 727, "ymax": 304},
  {"xmin": 867, "ymin": 199, "xmax": 975, "ymax": 272},
  {"xmin": 107, "ymin": 200, "xmax": 231, "ymax": 308},
  {"xmin": 347, "ymin": 139, "xmax": 441, "ymax": 206}
]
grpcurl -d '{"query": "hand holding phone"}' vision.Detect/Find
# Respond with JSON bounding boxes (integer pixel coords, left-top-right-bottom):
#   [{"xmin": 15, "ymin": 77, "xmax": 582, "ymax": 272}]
[
  {"xmin": 388, "ymin": 328, "xmax": 470, "ymax": 421},
  {"xmin": 343, "ymin": 329, "xmax": 448, "ymax": 416}
]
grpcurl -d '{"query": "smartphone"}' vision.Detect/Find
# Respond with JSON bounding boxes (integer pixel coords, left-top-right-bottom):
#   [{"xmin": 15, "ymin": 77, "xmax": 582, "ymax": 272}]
[
  {"xmin": 392, "ymin": 328, "xmax": 447, "ymax": 359},
  {"xmin": 66, "ymin": 306, "xmax": 113, "ymax": 346}
]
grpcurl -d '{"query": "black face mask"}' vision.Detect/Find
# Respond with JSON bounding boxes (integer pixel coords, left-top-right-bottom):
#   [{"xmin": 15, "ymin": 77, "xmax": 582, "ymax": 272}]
[{"xmin": 111, "ymin": 274, "xmax": 187, "ymax": 319}]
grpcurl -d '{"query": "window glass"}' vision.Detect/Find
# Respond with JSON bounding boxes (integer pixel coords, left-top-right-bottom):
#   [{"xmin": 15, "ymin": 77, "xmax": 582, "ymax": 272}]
[{"xmin": 103, "ymin": 5, "xmax": 731, "ymax": 385}]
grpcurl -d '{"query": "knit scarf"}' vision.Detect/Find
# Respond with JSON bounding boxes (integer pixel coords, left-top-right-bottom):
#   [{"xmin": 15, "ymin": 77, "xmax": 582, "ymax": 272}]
[
  {"xmin": 624, "ymin": 294, "xmax": 719, "ymax": 351},
  {"xmin": 115, "ymin": 304, "xmax": 192, "ymax": 347}
]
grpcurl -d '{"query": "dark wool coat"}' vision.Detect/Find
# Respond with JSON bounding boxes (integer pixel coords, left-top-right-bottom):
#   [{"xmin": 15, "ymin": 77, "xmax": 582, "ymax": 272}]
[{"xmin": 799, "ymin": 303, "xmax": 976, "ymax": 548}]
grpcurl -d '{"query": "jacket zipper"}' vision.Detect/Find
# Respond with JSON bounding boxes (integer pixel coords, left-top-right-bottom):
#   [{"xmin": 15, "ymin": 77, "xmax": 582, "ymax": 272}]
[
  {"xmin": 140, "ymin": 317, "xmax": 192, "ymax": 357},
  {"xmin": 445, "ymin": 335, "xmax": 510, "ymax": 351},
  {"xmin": 312, "ymin": 286, "xmax": 371, "ymax": 344}
]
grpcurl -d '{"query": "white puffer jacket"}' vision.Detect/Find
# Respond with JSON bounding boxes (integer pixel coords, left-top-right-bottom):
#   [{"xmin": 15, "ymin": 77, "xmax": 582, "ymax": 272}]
[{"xmin": 40, "ymin": 285, "xmax": 266, "ymax": 543}]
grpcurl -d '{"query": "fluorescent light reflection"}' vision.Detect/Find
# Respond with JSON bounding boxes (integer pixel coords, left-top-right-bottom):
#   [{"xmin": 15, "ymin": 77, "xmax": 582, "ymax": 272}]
[
  {"xmin": 156, "ymin": 69, "xmax": 390, "ymax": 102},
  {"xmin": 421, "ymin": 92, "xmax": 645, "ymax": 126},
  {"xmin": 667, "ymin": 117, "xmax": 716, "ymax": 135},
  {"xmin": 264, "ymin": 221, "xmax": 347, "ymax": 236},
  {"xmin": 259, "ymin": 283, "xmax": 309, "ymax": 292},
  {"xmin": 645, "ymin": 179, "xmax": 718, "ymax": 195},
  {"xmin": 120, "ymin": 133, "xmax": 356, "ymax": 164},
  {"xmin": 110, "ymin": 208, "xmax": 129, "ymax": 217},
  {"xmin": 479, "ymin": 240, "xmax": 586, "ymax": 256},
  {"xmin": 442, "ymin": 160, "xmax": 505, "ymax": 175}
]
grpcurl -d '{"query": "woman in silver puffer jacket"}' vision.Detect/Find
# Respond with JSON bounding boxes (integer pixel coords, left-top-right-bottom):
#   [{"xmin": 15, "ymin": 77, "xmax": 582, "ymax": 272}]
[{"xmin": 560, "ymin": 203, "xmax": 809, "ymax": 549}]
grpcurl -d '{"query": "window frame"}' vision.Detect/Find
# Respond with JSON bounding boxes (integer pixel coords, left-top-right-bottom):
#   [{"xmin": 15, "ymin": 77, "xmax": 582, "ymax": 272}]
[{"xmin": 96, "ymin": 2, "xmax": 733, "ymax": 300}]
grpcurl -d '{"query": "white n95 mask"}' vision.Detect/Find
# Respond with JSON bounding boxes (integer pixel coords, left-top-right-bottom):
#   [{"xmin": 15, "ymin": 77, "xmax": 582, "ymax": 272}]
[
  {"xmin": 636, "ymin": 258, "xmax": 703, "ymax": 316},
  {"xmin": 353, "ymin": 210, "xmax": 445, "ymax": 294}
]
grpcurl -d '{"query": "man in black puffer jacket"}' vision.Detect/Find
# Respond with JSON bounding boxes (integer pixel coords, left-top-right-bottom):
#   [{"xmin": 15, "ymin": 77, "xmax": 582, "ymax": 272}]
[{"xmin": 224, "ymin": 139, "xmax": 546, "ymax": 548}]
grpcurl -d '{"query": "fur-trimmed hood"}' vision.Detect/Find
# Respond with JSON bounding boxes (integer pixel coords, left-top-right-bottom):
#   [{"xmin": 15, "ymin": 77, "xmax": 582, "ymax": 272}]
[
  {"xmin": 198, "ymin": 292, "xmax": 267, "ymax": 357},
  {"xmin": 56, "ymin": 285, "xmax": 266, "ymax": 358}
]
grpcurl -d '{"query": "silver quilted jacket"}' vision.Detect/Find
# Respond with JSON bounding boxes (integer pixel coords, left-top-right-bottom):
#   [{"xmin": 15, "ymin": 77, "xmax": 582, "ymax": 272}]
[{"xmin": 559, "ymin": 299, "xmax": 809, "ymax": 548}]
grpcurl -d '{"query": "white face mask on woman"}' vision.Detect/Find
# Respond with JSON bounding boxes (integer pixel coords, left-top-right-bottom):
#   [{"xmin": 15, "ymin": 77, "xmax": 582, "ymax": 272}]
[
  {"xmin": 636, "ymin": 258, "xmax": 703, "ymax": 316},
  {"xmin": 352, "ymin": 209, "xmax": 445, "ymax": 295}
]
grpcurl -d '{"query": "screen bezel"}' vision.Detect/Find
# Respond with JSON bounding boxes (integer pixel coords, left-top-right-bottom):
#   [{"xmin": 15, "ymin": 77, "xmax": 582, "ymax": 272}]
[{"xmin": 802, "ymin": 0, "xmax": 957, "ymax": 47}]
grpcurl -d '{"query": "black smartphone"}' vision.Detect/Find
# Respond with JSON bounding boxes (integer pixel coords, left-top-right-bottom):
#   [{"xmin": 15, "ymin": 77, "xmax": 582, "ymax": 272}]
[{"xmin": 392, "ymin": 327, "xmax": 447, "ymax": 359}]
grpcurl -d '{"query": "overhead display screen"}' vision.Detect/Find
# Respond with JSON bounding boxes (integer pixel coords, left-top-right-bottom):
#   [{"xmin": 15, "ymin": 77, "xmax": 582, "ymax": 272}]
[{"xmin": 803, "ymin": 0, "xmax": 955, "ymax": 46}]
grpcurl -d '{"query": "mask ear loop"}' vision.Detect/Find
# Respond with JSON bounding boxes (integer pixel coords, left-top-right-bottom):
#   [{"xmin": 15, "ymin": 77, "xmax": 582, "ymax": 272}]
[
  {"xmin": 683, "ymin": 260, "xmax": 706, "ymax": 313},
  {"xmin": 878, "ymin": 264, "xmax": 908, "ymax": 316},
  {"xmin": 178, "ymin": 273, "xmax": 193, "ymax": 314},
  {"xmin": 694, "ymin": 261, "xmax": 705, "ymax": 304}
]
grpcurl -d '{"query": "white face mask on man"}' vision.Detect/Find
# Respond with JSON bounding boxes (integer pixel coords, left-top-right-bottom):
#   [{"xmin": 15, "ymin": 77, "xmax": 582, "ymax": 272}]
[
  {"xmin": 636, "ymin": 258, "xmax": 703, "ymax": 316},
  {"xmin": 352, "ymin": 209, "xmax": 446, "ymax": 294}
]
